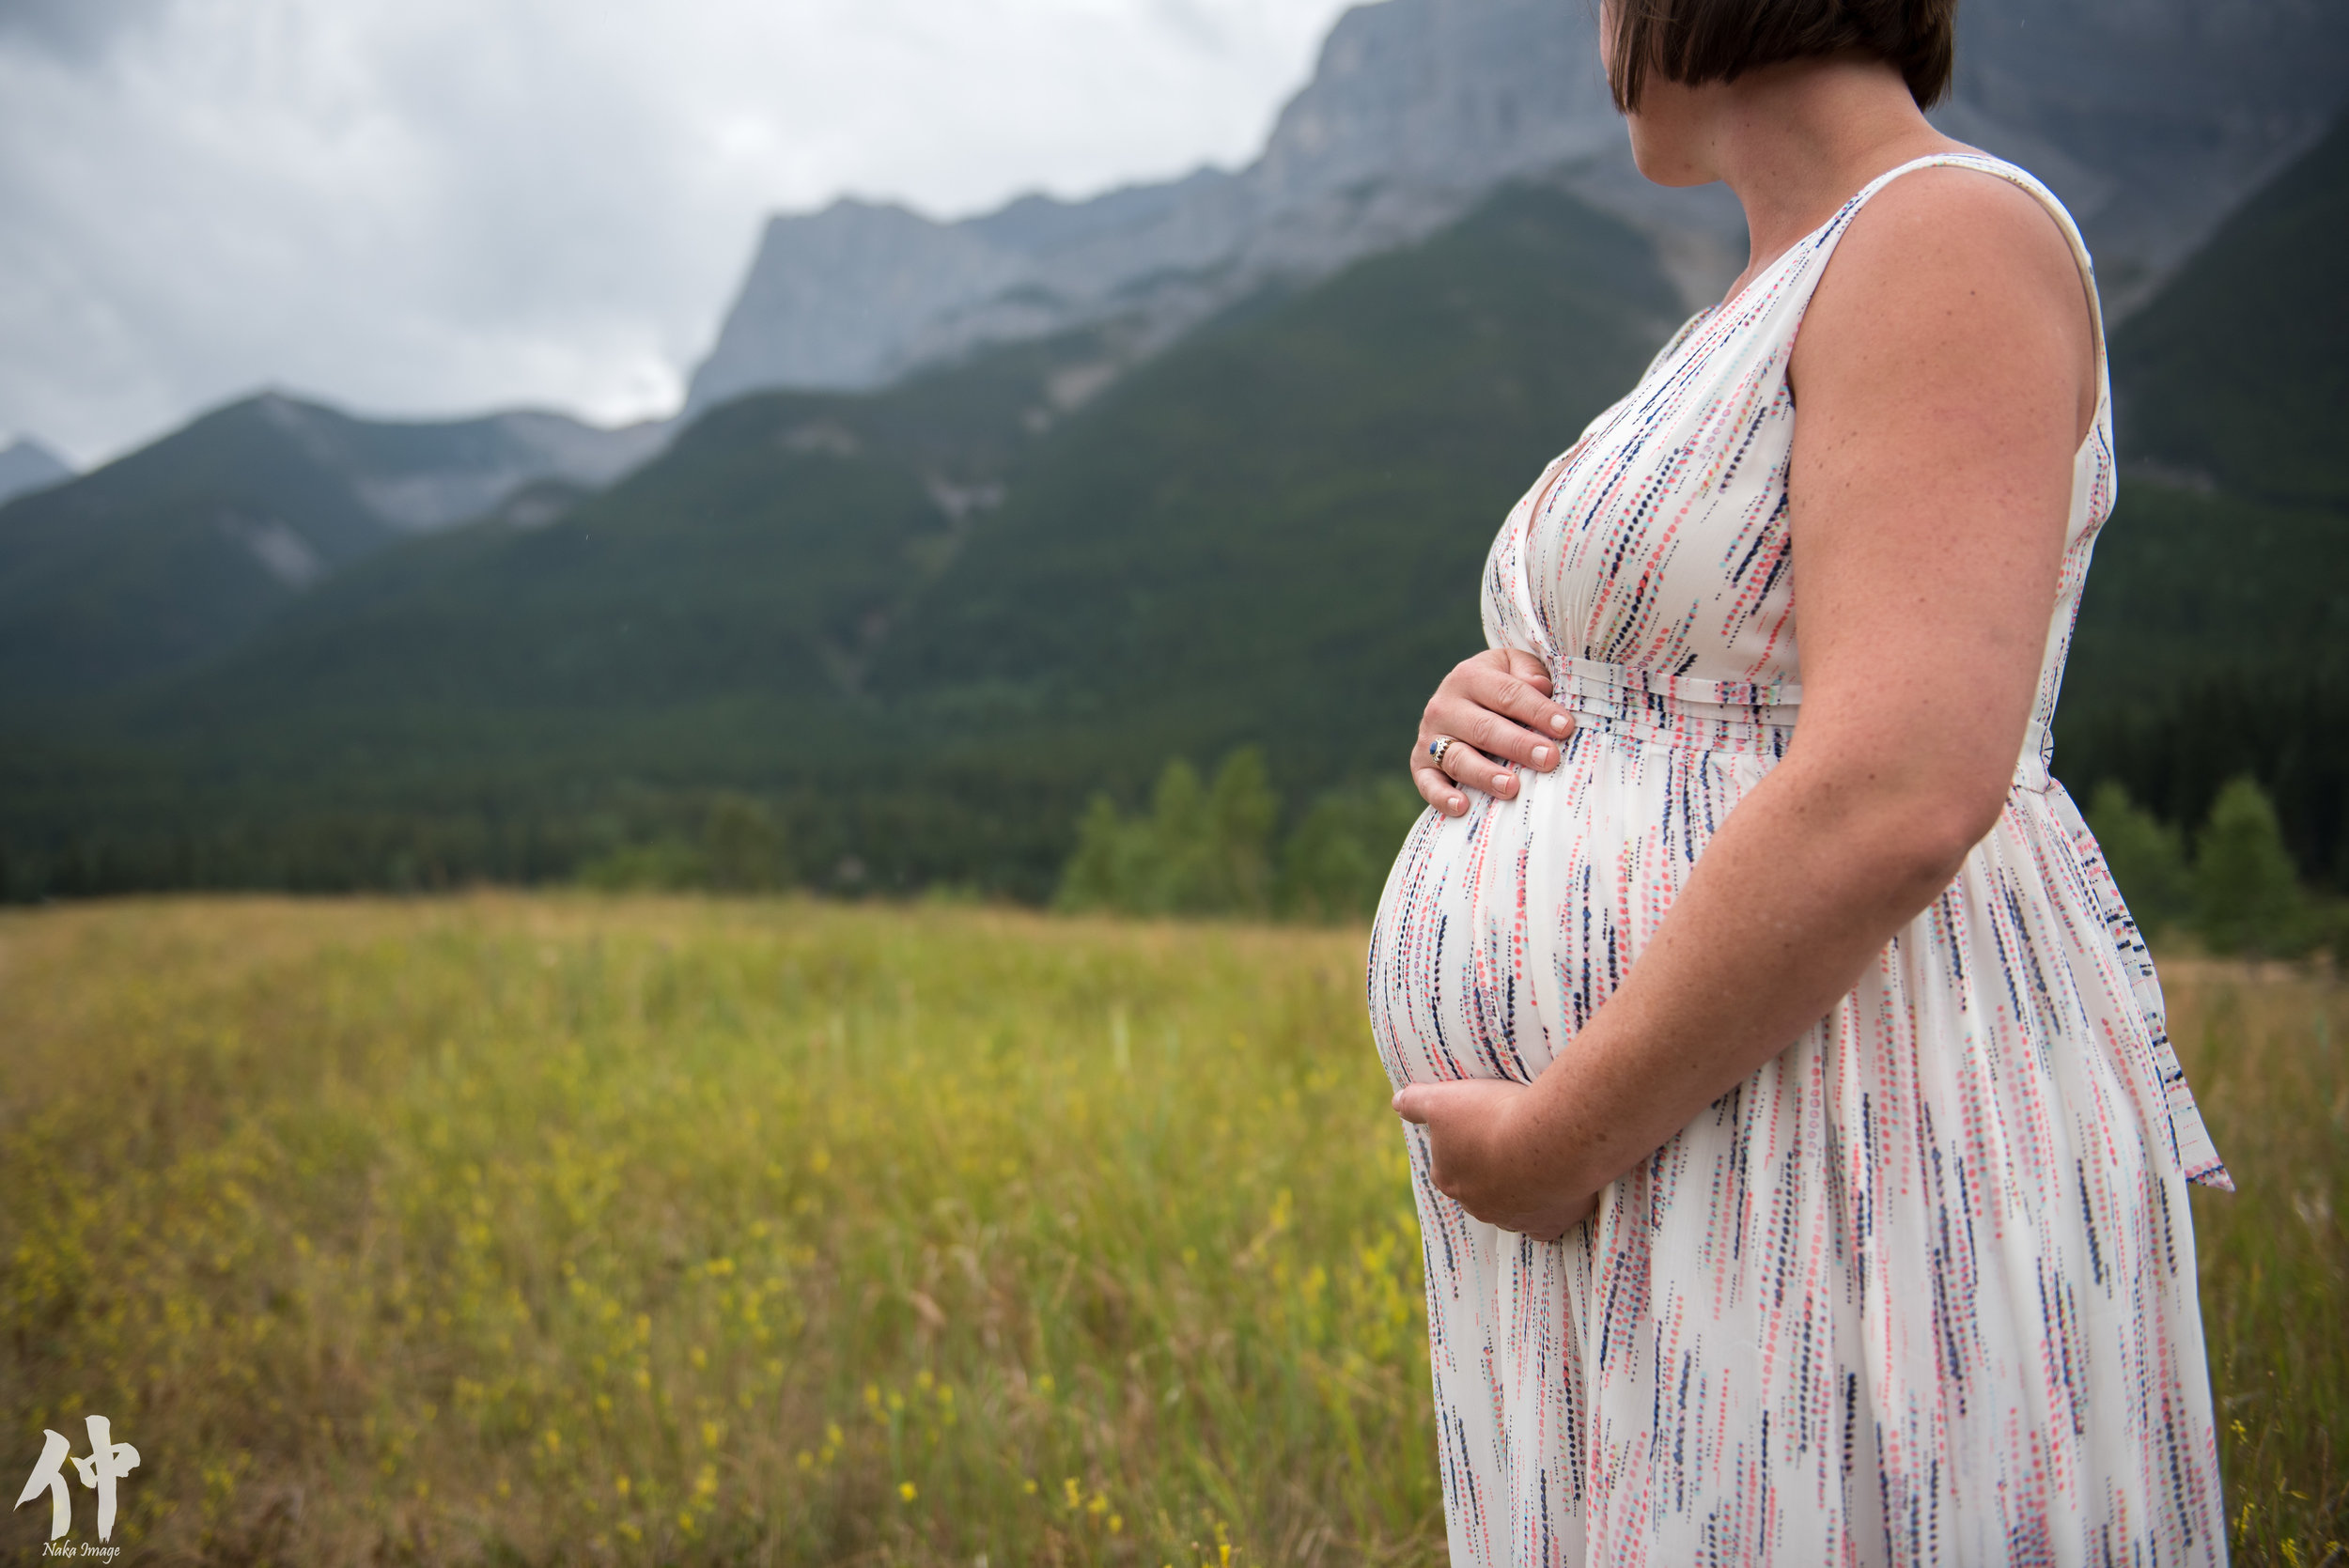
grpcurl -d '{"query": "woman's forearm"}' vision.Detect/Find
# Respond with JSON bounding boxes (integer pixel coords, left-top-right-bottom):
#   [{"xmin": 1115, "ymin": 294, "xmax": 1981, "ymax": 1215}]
[{"xmin": 1510, "ymin": 749, "xmax": 1998, "ymax": 1199}]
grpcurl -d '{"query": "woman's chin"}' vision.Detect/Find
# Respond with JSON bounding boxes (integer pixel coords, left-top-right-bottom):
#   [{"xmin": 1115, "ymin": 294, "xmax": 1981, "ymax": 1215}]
[{"xmin": 1627, "ymin": 139, "xmax": 1713, "ymax": 189}]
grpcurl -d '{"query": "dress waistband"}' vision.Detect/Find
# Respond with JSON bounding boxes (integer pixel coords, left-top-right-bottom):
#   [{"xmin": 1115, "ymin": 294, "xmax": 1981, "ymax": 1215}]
[{"xmin": 1549, "ymin": 656, "xmax": 2053, "ymax": 791}]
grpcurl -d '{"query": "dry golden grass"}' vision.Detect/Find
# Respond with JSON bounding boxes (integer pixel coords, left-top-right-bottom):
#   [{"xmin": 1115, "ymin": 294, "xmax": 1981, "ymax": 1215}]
[
  {"xmin": 0, "ymin": 896, "xmax": 2341, "ymax": 1565},
  {"xmin": 2, "ymin": 895, "xmax": 1430, "ymax": 1566},
  {"xmin": 2164, "ymin": 957, "xmax": 2349, "ymax": 1563}
]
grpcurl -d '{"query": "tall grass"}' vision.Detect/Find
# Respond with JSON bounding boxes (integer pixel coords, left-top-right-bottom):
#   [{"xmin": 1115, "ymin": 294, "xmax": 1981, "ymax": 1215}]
[
  {"xmin": 1, "ymin": 896, "xmax": 1432, "ymax": 1565},
  {"xmin": 2169, "ymin": 957, "xmax": 2349, "ymax": 1562},
  {"xmin": 0, "ymin": 897, "xmax": 2341, "ymax": 1564}
]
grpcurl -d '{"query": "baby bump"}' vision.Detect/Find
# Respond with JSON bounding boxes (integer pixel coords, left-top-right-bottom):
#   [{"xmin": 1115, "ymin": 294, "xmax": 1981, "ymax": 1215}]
[{"xmin": 1366, "ymin": 728, "xmax": 1774, "ymax": 1094}]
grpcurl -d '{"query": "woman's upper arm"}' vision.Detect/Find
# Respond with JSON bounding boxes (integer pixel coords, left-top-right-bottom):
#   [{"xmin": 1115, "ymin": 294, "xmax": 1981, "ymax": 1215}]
[{"xmin": 1782, "ymin": 169, "xmax": 2096, "ymax": 844}]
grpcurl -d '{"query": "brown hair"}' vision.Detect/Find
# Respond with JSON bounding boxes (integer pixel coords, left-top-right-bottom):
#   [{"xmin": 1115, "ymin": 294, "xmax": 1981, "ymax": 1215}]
[{"xmin": 1606, "ymin": 0, "xmax": 1958, "ymax": 114}]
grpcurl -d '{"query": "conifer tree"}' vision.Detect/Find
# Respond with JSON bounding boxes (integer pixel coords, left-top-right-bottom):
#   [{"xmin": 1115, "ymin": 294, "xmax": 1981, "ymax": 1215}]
[
  {"xmin": 2088, "ymin": 781, "xmax": 2192, "ymax": 934},
  {"xmin": 2194, "ymin": 775, "xmax": 2308, "ymax": 956}
]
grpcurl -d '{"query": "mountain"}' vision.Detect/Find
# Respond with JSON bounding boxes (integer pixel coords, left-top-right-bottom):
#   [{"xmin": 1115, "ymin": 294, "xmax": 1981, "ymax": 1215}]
[
  {"xmin": 684, "ymin": 0, "xmax": 1644, "ymax": 414},
  {"xmin": 0, "ymin": 395, "xmax": 671, "ymax": 711},
  {"xmin": 1939, "ymin": 0, "xmax": 2349, "ymax": 311},
  {"xmin": 5, "ymin": 93, "xmax": 2344, "ymax": 904},
  {"xmin": 2058, "ymin": 107, "xmax": 2349, "ymax": 883},
  {"xmin": 682, "ymin": 0, "xmax": 1695, "ymax": 414},
  {"xmin": 0, "ymin": 181, "xmax": 1684, "ymax": 897},
  {"xmin": 0, "ymin": 437, "xmax": 70, "ymax": 506},
  {"xmin": 15, "ymin": 0, "xmax": 2339, "ymax": 725},
  {"xmin": 132, "ymin": 334, "xmax": 1082, "ymax": 734},
  {"xmin": 863, "ymin": 183, "xmax": 1683, "ymax": 790},
  {"xmin": 686, "ymin": 0, "xmax": 2349, "ymax": 413},
  {"xmin": 2108, "ymin": 107, "xmax": 2349, "ymax": 506}
]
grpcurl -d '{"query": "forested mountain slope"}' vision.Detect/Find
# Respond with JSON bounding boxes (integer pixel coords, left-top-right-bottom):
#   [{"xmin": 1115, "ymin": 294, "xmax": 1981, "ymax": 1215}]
[
  {"xmin": 2112, "ymin": 108, "xmax": 2349, "ymax": 505},
  {"xmin": 0, "ymin": 396, "xmax": 668, "ymax": 713},
  {"xmin": 868, "ymin": 183, "xmax": 1683, "ymax": 795},
  {"xmin": 0, "ymin": 184, "xmax": 1680, "ymax": 897},
  {"xmin": 2059, "ymin": 108, "xmax": 2349, "ymax": 882},
  {"xmin": 5, "ymin": 116, "xmax": 2343, "ymax": 902}
]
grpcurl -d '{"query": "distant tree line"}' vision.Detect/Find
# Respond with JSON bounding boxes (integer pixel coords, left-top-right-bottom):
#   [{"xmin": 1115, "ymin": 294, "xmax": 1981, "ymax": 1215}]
[
  {"xmin": 1050, "ymin": 750, "xmax": 2346, "ymax": 955},
  {"xmin": 2, "ymin": 744, "xmax": 2339, "ymax": 962},
  {"xmin": 2060, "ymin": 671, "xmax": 2349, "ymax": 892},
  {"xmin": 2088, "ymin": 776, "xmax": 2342, "ymax": 958},
  {"xmin": 0, "ymin": 756, "xmax": 1427, "ymax": 924},
  {"xmin": 1051, "ymin": 748, "xmax": 1424, "ymax": 924}
]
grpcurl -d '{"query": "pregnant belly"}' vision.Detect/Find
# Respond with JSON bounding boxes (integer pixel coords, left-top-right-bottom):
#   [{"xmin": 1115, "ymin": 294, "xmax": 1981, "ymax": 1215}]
[{"xmin": 1365, "ymin": 728, "xmax": 1776, "ymax": 1091}]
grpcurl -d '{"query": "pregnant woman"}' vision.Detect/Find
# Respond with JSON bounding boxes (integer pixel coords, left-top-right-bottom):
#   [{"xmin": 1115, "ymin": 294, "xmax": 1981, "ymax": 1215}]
[{"xmin": 1367, "ymin": 1, "xmax": 2232, "ymax": 1561}]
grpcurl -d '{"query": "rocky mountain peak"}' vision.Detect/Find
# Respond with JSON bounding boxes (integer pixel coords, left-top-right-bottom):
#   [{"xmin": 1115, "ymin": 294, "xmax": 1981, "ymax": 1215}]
[
  {"xmin": 683, "ymin": 0, "xmax": 2349, "ymax": 417},
  {"xmin": 0, "ymin": 435, "xmax": 73, "ymax": 507}
]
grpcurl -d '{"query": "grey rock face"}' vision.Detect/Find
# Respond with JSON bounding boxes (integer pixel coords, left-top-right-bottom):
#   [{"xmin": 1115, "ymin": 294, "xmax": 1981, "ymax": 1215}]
[
  {"xmin": 686, "ymin": 0, "xmax": 2349, "ymax": 412},
  {"xmin": 0, "ymin": 436, "xmax": 72, "ymax": 507},
  {"xmin": 1945, "ymin": 0, "xmax": 2349, "ymax": 308},
  {"xmin": 250, "ymin": 393, "xmax": 674, "ymax": 534},
  {"xmin": 688, "ymin": 203, "xmax": 1036, "ymax": 413},
  {"xmin": 684, "ymin": 0, "xmax": 1638, "ymax": 415}
]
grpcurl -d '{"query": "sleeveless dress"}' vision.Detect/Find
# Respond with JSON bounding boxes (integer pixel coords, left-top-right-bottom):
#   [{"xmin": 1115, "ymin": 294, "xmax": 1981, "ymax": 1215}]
[{"xmin": 1365, "ymin": 153, "xmax": 2232, "ymax": 1566}]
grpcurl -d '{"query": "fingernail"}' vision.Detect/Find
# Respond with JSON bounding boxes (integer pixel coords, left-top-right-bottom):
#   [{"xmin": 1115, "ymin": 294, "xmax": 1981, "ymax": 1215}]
[
  {"xmin": 1532, "ymin": 745, "xmax": 1551, "ymax": 766},
  {"xmin": 1494, "ymin": 773, "xmax": 1512, "ymax": 791},
  {"xmin": 1448, "ymin": 797, "xmax": 1465, "ymax": 815},
  {"xmin": 1550, "ymin": 714, "xmax": 1571, "ymax": 734}
]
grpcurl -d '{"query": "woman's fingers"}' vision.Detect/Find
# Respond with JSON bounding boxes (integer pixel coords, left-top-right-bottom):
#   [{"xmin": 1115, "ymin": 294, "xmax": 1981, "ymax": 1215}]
[
  {"xmin": 1423, "ymin": 693, "xmax": 1560, "ymax": 777},
  {"xmin": 1468, "ymin": 653, "xmax": 1577, "ymax": 742},
  {"xmin": 1502, "ymin": 646, "xmax": 1557, "ymax": 695},
  {"xmin": 1415, "ymin": 733, "xmax": 1503, "ymax": 813},
  {"xmin": 1411, "ymin": 734, "xmax": 1510, "ymax": 817},
  {"xmin": 1413, "ymin": 764, "xmax": 1469, "ymax": 816},
  {"xmin": 1413, "ymin": 649, "xmax": 1582, "ymax": 816},
  {"xmin": 1436, "ymin": 733, "xmax": 1514, "ymax": 795}
]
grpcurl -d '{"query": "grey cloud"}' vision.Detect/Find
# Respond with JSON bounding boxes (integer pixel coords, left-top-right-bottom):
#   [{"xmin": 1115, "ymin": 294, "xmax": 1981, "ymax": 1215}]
[
  {"xmin": 0, "ymin": 0, "xmax": 169, "ymax": 63},
  {"xmin": 0, "ymin": 0, "xmax": 1355, "ymax": 465},
  {"xmin": 1145, "ymin": 0, "xmax": 1234, "ymax": 56}
]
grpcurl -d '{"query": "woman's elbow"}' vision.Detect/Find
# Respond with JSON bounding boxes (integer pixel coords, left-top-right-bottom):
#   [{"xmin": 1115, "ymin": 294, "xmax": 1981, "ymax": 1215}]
[
  {"xmin": 1795, "ymin": 755, "xmax": 2012, "ymax": 893},
  {"xmin": 1884, "ymin": 783, "xmax": 2011, "ymax": 892},
  {"xmin": 1784, "ymin": 731, "xmax": 2022, "ymax": 893}
]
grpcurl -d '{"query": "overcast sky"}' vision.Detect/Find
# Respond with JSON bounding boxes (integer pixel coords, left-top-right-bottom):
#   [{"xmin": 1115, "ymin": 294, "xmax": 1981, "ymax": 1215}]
[{"xmin": 0, "ymin": 0, "xmax": 1359, "ymax": 467}]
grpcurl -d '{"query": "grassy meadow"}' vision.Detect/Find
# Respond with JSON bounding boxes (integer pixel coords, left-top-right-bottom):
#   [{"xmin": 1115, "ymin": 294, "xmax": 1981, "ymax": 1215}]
[{"xmin": 0, "ymin": 895, "xmax": 2342, "ymax": 1566}]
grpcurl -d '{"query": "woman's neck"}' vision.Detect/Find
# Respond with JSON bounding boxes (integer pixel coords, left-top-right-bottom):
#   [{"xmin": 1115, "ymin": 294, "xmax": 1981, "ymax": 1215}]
[{"xmin": 1657, "ymin": 56, "xmax": 1970, "ymax": 304}]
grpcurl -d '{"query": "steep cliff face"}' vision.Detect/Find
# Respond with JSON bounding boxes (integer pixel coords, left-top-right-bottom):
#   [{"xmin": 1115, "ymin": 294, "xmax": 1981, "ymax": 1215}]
[
  {"xmin": 685, "ymin": 0, "xmax": 2349, "ymax": 413},
  {"xmin": 683, "ymin": 0, "xmax": 1632, "ymax": 414},
  {"xmin": 1244, "ymin": 0, "xmax": 1620, "ymax": 204},
  {"xmin": 687, "ymin": 202, "xmax": 1041, "ymax": 415},
  {"xmin": 0, "ymin": 437, "xmax": 71, "ymax": 507},
  {"xmin": 1947, "ymin": 0, "xmax": 2349, "ymax": 306}
]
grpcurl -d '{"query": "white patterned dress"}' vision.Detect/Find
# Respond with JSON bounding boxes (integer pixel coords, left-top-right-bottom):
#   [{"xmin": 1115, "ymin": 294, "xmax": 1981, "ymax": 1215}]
[{"xmin": 1366, "ymin": 153, "xmax": 2232, "ymax": 1566}]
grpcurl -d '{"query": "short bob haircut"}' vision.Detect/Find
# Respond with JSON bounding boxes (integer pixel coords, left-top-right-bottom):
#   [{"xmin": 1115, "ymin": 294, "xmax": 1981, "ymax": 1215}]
[{"xmin": 1606, "ymin": 0, "xmax": 1958, "ymax": 114}]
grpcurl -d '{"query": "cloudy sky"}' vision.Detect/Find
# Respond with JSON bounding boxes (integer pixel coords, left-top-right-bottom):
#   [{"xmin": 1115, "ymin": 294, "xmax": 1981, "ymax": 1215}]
[{"xmin": 0, "ymin": 0, "xmax": 1358, "ymax": 467}]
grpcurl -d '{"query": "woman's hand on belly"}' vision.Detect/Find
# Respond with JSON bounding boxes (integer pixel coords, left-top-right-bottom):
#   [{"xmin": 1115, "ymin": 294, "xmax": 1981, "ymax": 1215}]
[
  {"xmin": 1413, "ymin": 647, "xmax": 1579, "ymax": 817},
  {"xmin": 1392, "ymin": 1079, "xmax": 1600, "ymax": 1241}
]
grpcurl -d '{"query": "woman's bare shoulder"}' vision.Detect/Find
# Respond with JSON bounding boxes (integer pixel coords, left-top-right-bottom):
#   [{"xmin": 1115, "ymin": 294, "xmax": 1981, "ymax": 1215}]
[
  {"xmin": 1793, "ymin": 156, "xmax": 2096, "ymax": 429},
  {"xmin": 1812, "ymin": 158, "xmax": 2086, "ymax": 326}
]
